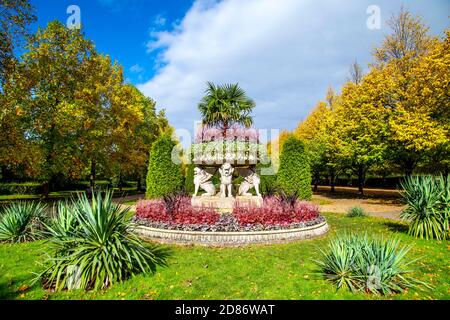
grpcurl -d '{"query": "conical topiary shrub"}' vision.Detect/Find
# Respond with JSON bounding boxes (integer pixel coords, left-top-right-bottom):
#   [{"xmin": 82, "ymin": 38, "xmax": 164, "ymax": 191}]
[
  {"xmin": 277, "ymin": 136, "xmax": 312, "ymax": 200},
  {"xmin": 184, "ymin": 162, "xmax": 195, "ymax": 194},
  {"xmin": 146, "ymin": 135, "xmax": 184, "ymax": 199}
]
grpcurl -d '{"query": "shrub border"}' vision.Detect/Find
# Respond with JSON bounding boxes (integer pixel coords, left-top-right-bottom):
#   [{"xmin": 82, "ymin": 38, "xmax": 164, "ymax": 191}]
[{"xmin": 135, "ymin": 220, "xmax": 329, "ymax": 246}]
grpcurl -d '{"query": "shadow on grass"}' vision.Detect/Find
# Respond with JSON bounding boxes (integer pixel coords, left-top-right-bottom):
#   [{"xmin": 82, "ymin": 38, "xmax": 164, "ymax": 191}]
[{"xmin": 383, "ymin": 221, "xmax": 409, "ymax": 234}]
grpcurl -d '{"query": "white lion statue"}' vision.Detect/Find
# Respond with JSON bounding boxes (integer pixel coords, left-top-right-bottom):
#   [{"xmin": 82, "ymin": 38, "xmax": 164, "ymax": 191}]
[
  {"xmin": 219, "ymin": 163, "xmax": 234, "ymax": 198},
  {"xmin": 193, "ymin": 167, "xmax": 216, "ymax": 197},
  {"xmin": 237, "ymin": 167, "xmax": 261, "ymax": 197}
]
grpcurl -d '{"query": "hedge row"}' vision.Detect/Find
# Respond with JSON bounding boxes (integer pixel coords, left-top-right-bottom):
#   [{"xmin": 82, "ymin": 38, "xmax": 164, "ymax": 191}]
[{"xmin": 0, "ymin": 181, "xmax": 138, "ymax": 195}]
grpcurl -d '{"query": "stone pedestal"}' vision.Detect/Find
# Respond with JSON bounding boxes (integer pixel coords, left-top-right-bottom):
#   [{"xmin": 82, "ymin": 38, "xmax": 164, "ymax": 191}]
[{"xmin": 191, "ymin": 196, "xmax": 263, "ymax": 213}]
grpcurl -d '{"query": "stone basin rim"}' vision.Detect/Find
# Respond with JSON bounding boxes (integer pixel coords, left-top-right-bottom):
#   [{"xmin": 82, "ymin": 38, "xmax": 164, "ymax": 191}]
[
  {"xmin": 135, "ymin": 220, "xmax": 329, "ymax": 246},
  {"xmin": 136, "ymin": 220, "xmax": 327, "ymax": 236}
]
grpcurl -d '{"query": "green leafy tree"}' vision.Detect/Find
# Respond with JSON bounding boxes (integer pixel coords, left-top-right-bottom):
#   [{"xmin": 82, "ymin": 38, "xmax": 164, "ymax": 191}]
[
  {"xmin": 0, "ymin": 0, "xmax": 35, "ymax": 85},
  {"xmin": 277, "ymin": 136, "xmax": 312, "ymax": 200},
  {"xmin": 146, "ymin": 135, "xmax": 183, "ymax": 198},
  {"xmin": 294, "ymin": 102, "xmax": 329, "ymax": 191},
  {"xmin": 14, "ymin": 21, "xmax": 96, "ymax": 195},
  {"xmin": 198, "ymin": 82, "xmax": 255, "ymax": 136},
  {"xmin": 333, "ymin": 68, "xmax": 390, "ymax": 195},
  {"xmin": 0, "ymin": 0, "xmax": 36, "ymax": 180}
]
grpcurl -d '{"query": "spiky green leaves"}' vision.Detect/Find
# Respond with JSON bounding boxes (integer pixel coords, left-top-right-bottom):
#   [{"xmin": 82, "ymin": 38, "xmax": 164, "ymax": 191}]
[
  {"xmin": 0, "ymin": 201, "xmax": 47, "ymax": 243},
  {"xmin": 347, "ymin": 206, "xmax": 368, "ymax": 218},
  {"xmin": 39, "ymin": 191, "xmax": 170, "ymax": 291},
  {"xmin": 314, "ymin": 234, "xmax": 429, "ymax": 295},
  {"xmin": 400, "ymin": 175, "xmax": 449, "ymax": 240},
  {"xmin": 198, "ymin": 82, "xmax": 255, "ymax": 130}
]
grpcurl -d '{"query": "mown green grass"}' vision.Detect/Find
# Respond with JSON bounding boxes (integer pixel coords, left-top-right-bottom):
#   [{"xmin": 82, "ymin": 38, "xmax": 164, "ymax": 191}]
[{"xmin": 0, "ymin": 213, "xmax": 448, "ymax": 300}]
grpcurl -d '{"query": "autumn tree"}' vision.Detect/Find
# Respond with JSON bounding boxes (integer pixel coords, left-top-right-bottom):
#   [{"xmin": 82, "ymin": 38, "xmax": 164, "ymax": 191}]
[
  {"xmin": 0, "ymin": 0, "xmax": 36, "ymax": 180},
  {"xmin": 0, "ymin": 0, "xmax": 35, "ymax": 85},
  {"xmin": 335, "ymin": 68, "xmax": 391, "ymax": 194},
  {"xmin": 14, "ymin": 21, "xmax": 97, "ymax": 195},
  {"xmin": 322, "ymin": 87, "xmax": 343, "ymax": 192},
  {"xmin": 294, "ymin": 102, "xmax": 329, "ymax": 191},
  {"xmin": 106, "ymin": 85, "xmax": 169, "ymax": 191},
  {"xmin": 372, "ymin": 8, "xmax": 443, "ymax": 176}
]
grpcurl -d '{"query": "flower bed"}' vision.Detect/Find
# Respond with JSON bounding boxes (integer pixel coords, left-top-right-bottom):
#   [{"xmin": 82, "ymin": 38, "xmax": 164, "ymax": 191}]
[
  {"xmin": 234, "ymin": 197, "xmax": 320, "ymax": 226},
  {"xmin": 134, "ymin": 196, "xmax": 323, "ymax": 232},
  {"xmin": 136, "ymin": 197, "xmax": 220, "ymax": 225}
]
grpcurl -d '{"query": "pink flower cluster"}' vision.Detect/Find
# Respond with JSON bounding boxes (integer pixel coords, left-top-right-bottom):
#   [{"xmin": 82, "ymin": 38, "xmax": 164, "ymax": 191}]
[
  {"xmin": 233, "ymin": 197, "xmax": 320, "ymax": 226},
  {"xmin": 136, "ymin": 197, "xmax": 220, "ymax": 225},
  {"xmin": 195, "ymin": 125, "xmax": 260, "ymax": 143},
  {"xmin": 136, "ymin": 196, "xmax": 320, "ymax": 227}
]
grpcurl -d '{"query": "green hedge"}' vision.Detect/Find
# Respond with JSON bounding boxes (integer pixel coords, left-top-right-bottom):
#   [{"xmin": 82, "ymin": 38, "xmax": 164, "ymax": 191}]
[
  {"xmin": 0, "ymin": 183, "xmax": 42, "ymax": 195},
  {"xmin": 277, "ymin": 136, "xmax": 312, "ymax": 200},
  {"xmin": 146, "ymin": 135, "xmax": 184, "ymax": 199},
  {"xmin": 184, "ymin": 163, "xmax": 195, "ymax": 194}
]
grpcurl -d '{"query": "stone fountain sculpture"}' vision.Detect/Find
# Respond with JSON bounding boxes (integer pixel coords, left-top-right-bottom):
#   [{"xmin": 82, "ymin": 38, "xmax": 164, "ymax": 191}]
[{"xmin": 190, "ymin": 125, "xmax": 266, "ymax": 212}]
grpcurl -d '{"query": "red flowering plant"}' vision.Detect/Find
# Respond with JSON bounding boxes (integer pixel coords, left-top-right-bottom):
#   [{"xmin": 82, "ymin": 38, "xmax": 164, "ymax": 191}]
[
  {"xmin": 136, "ymin": 196, "xmax": 220, "ymax": 225},
  {"xmin": 233, "ymin": 196, "xmax": 320, "ymax": 227},
  {"xmin": 135, "ymin": 194, "xmax": 321, "ymax": 231}
]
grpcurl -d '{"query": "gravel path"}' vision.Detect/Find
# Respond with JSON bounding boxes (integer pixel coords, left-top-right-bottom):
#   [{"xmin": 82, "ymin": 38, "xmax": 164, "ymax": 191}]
[{"xmin": 314, "ymin": 186, "xmax": 405, "ymax": 221}]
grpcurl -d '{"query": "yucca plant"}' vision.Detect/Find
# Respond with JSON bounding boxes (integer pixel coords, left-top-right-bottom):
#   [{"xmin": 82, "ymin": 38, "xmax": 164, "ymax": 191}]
[
  {"xmin": 38, "ymin": 191, "xmax": 170, "ymax": 291},
  {"xmin": 314, "ymin": 234, "xmax": 363, "ymax": 291},
  {"xmin": 0, "ymin": 201, "xmax": 47, "ymax": 243},
  {"xmin": 45, "ymin": 201, "xmax": 79, "ymax": 239},
  {"xmin": 314, "ymin": 234, "xmax": 428, "ymax": 295},
  {"xmin": 400, "ymin": 175, "xmax": 449, "ymax": 240},
  {"xmin": 347, "ymin": 206, "xmax": 368, "ymax": 218}
]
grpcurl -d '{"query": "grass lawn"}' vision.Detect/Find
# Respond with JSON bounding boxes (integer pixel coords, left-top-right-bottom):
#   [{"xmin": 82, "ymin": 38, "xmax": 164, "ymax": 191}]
[
  {"xmin": 0, "ymin": 212, "xmax": 448, "ymax": 300},
  {"xmin": 120, "ymin": 200, "xmax": 139, "ymax": 206}
]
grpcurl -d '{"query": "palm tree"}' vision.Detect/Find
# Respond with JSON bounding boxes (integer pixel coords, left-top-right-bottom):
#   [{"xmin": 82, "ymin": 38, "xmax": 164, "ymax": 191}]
[{"xmin": 198, "ymin": 82, "xmax": 255, "ymax": 137}]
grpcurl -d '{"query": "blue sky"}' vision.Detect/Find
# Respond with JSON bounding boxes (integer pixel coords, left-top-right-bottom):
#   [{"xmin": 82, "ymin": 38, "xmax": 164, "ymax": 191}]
[
  {"xmin": 30, "ymin": 0, "xmax": 449, "ymax": 144},
  {"xmin": 31, "ymin": 0, "xmax": 194, "ymax": 84}
]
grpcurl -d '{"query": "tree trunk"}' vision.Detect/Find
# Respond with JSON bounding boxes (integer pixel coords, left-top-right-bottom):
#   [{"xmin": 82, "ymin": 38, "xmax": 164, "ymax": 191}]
[
  {"xmin": 358, "ymin": 165, "xmax": 365, "ymax": 195},
  {"xmin": 1, "ymin": 165, "xmax": 13, "ymax": 182},
  {"xmin": 89, "ymin": 160, "xmax": 96, "ymax": 191},
  {"xmin": 42, "ymin": 181, "xmax": 50, "ymax": 198},
  {"xmin": 313, "ymin": 171, "xmax": 319, "ymax": 192},
  {"xmin": 329, "ymin": 168, "xmax": 336, "ymax": 193},
  {"xmin": 137, "ymin": 176, "xmax": 141, "ymax": 191},
  {"xmin": 404, "ymin": 162, "xmax": 415, "ymax": 177},
  {"xmin": 401, "ymin": 154, "xmax": 417, "ymax": 177},
  {"xmin": 118, "ymin": 172, "xmax": 123, "ymax": 192}
]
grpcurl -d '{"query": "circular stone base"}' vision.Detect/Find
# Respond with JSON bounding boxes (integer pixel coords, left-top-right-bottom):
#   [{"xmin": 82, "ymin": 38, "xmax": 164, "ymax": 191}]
[
  {"xmin": 135, "ymin": 220, "xmax": 329, "ymax": 246},
  {"xmin": 191, "ymin": 195, "xmax": 263, "ymax": 213}
]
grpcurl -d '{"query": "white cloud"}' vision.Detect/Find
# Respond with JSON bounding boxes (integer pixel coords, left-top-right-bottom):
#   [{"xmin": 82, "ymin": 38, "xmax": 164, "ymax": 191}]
[
  {"xmin": 130, "ymin": 64, "xmax": 144, "ymax": 73},
  {"xmin": 137, "ymin": 0, "xmax": 450, "ymax": 143},
  {"xmin": 153, "ymin": 14, "xmax": 167, "ymax": 27}
]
